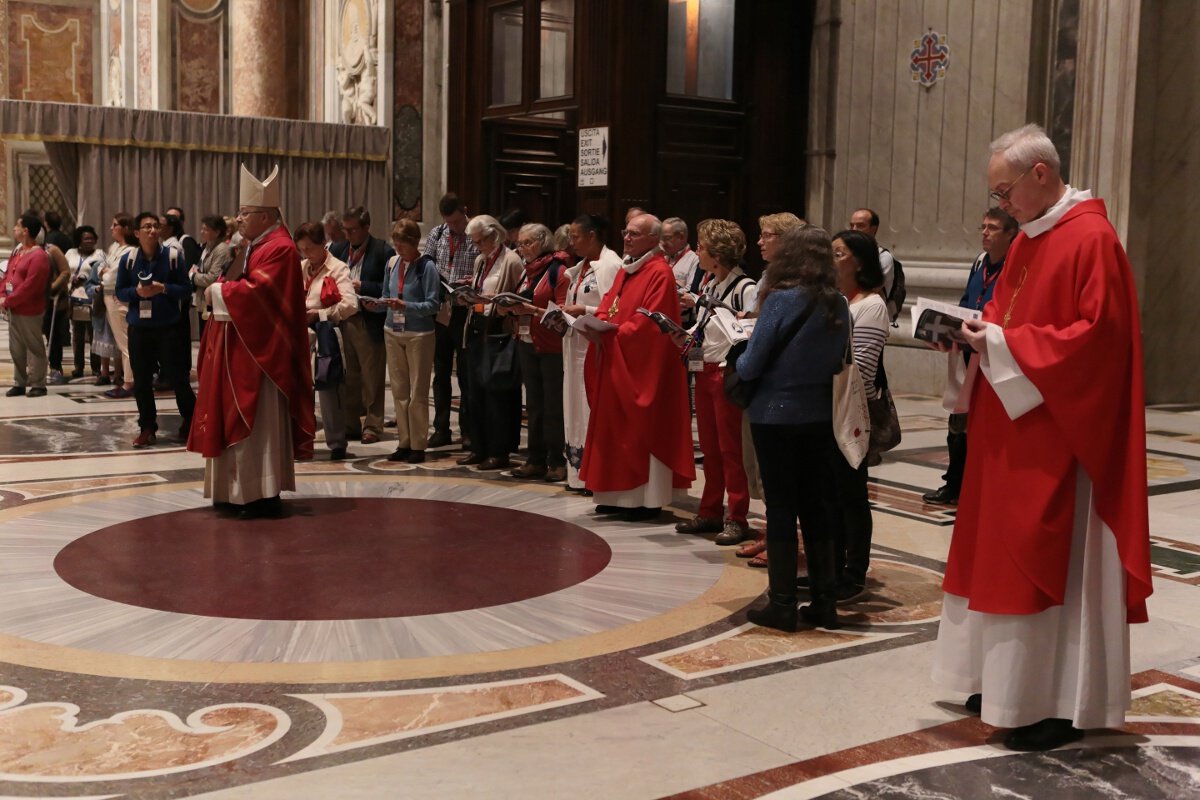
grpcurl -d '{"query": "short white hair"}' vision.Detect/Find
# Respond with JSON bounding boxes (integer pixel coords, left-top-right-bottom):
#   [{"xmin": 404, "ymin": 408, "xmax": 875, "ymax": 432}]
[
  {"xmin": 990, "ymin": 124, "xmax": 1061, "ymax": 173},
  {"xmin": 518, "ymin": 223, "xmax": 553, "ymax": 254},
  {"xmin": 465, "ymin": 214, "xmax": 506, "ymax": 245},
  {"xmin": 661, "ymin": 217, "xmax": 688, "ymax": 238}
]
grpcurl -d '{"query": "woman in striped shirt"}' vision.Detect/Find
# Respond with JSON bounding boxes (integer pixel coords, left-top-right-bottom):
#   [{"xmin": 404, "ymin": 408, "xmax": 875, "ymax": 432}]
[{"xmin": 829, "ymin": 230, "xmax": 890, "ymax": 604}]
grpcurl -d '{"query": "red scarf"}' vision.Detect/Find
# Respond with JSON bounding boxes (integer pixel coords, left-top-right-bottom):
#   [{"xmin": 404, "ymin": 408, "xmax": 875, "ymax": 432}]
[{"xmin": 521, "ymin": 250, "xmax": 570, "ymax": 289}]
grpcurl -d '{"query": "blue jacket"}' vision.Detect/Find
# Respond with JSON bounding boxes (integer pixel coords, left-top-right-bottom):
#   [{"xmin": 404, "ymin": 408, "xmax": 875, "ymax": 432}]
[
  {"xmin": 381, "ymin": 253, "xmax": 441, "ymax": 333},
  {"xmin": 736, "ymin": 286, "xmax": 849, "ymax": 425},
  {"xmin": 115, "ymin": 246, "xmax": 190, "ymax": 327}
]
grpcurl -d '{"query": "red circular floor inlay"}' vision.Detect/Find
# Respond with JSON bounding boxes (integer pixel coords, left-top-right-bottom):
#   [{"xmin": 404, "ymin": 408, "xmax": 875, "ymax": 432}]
[{"xmin": 53, "ymin": 498, "xmax": 612, "ymax": 620}]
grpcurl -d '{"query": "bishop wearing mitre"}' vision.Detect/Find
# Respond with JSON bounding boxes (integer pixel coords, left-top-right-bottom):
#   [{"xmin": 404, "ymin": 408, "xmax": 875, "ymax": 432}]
[{"xmin": 188, "ymin": 164, "xmax": 315, "ymax": 519}]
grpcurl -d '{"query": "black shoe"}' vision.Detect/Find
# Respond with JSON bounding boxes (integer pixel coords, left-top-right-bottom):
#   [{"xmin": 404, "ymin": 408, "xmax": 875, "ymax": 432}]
[
  {"xmin": 622, "ymin": 506, "xmax": 661, "ymax": 522},
  {"xmin": 428, "ymin": 430, "xmax": 452, "ymax": 448},
  {"xmin": 798, "ymin": 600, "xmax": 841, "ymax": 630},
  {"xmin": 407, "ymin": 450, "xmax": 425, "ymax": 464},
  {"xmin": 595, "ymin": 505, "xmax": 626, "ymax": 515},
  {"xmin": 965, "ymin": 693, "xmax": 982, "ymax": 715},
  {"xmin": 834, "ymin": 583, "xmax": 868, "ymax": 605},
  {"xmin": 388, "ymin": 448, "xmax": 412, "ymax": 462},
  {"xmin": 477, "ymin": 456, "xmax": 510, "ymax": 470},
  {"xmin": 27, "ymin": 387, "xmax": 47, "ymax": 398},
  {"xmin": 747, "ymin": 600, "xmax": 798, "ymax": 632},
  {"xmin": 383, "ymin": 418, "xmax": 397, "ymax": 428},
  {"xmin": 1003, "ymin": 718, "xmax": 1083, "ymax": 751},
  {"xmin": 238, "ymin": 496, "xmax": 282, "ymax": 520},
  {"xmin": 922, "ymin": 485, "xmax": 959, "ymax": 505},
  {"xmin": 330, "ymin": 448, "xmax": 350, "ymax": 461},
  {"xmin": 5, "ymin": 386, "xmax": 26, "ymax": 397},
  {"xmin": 456, "ymin": 452, "xmax": 484, "ymax": 466}
]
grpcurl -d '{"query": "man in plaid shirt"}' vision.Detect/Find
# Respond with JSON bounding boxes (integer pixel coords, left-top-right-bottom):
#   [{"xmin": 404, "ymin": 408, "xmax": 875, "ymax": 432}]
[{"xmin": 423, "ymin": 192, "xmax": 480, "ymax": 448}]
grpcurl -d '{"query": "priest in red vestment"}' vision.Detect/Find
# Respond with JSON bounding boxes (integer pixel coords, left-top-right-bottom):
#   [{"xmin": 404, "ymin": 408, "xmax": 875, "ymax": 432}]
[
  {"xmin": 932, "ymin": 124, "xmax": 1152, "ymax": 752},
  {"xmin": 579, "ymin": 213, "xmax": 695, "ymax": 522},
  {"xmin": 188, "ymin": 164, "xmax": 315, "ymax": 519}
]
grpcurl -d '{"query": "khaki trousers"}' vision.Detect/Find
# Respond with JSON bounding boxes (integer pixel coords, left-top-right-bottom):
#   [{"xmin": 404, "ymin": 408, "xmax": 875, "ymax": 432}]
[
  {"xmin": 384, "ymin": 329, "xmax": 436, "ymax": 450},
  {"xmin": 339, "ymin": 314, "xmax": 386, "ymax": 438},
  {"xmin": 7, "ymin": 312, "xmax": 47, "ymax": 388},
  {"xmin": 105, "ymin": 300, "xmax": 131, "ymax": 384}
]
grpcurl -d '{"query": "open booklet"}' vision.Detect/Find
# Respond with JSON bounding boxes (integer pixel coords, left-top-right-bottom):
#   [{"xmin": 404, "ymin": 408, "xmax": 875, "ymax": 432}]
[
  {"xmin": 636, "ymin": 307, "xmax": 689, "ymax": 337},
  {"xmin": 440, "ymin": 281, "xmax": 529, "ymax": 309},
  {"xmin": 910, "ymin": 297, "xmax": 982, "ymax": 350}
]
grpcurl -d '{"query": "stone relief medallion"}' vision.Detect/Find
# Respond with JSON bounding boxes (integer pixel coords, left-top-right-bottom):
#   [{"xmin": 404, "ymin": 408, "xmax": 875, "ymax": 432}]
[{"xmin": 337, "ymin": 0, "xmax": 378, "ymax": 125}]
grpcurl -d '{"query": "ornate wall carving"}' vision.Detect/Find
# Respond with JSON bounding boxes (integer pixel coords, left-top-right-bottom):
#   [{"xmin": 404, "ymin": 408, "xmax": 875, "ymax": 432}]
[
  {"xmin": 7, "ymin": 1, "xmax": 98, "ymax": 104},
  {"xmin": 336, "ymin": 0, "xmax": 379, "ymax": 125},
  {"xmin": 173, "ymin": 0, "xmax": 226, "ymax": 113}
]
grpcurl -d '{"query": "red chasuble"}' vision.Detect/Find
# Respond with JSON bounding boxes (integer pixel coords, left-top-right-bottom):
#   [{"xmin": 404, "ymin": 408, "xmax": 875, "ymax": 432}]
[
  {"xmin": 188, "ymin": 225, "xmax": 316, "ymax": 460},
  {"xmin": 943, "ymin": 199, "xmax": 1152, "ymax": 622},
  {"xmin": 579, "ymin": 253, "xmax": 695, "ymax": 492}
]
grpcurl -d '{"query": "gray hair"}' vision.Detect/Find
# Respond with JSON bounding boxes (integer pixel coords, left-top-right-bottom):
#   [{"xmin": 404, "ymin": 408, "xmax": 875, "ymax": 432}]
[
  {"xmin": 321, "ymin": 210, "xmax": 342, "ymax": 228},
  {"xmin": 518, "ymin": 222, "xmax": 553, "ymax": 255},
  {"xmin": 552, "ymin": 223, "xmax": 571, "ymax": 252},
  {"xmin": 465, "ymin": 214, "xmax": 506, "ymax": 245},
  {"xmin": 990, "ymin": 124, "xmax": 1061, "ymax": 173},
  {"xmin": 661, "ymin": 216, "xmax": 688, "ymax": 238},
  {"xmin": 631, "ymin": 213, "xmax": 662, "ymax": 238}
]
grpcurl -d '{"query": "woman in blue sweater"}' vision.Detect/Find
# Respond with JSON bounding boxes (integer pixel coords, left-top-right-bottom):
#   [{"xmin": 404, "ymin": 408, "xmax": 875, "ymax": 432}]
[{"xmin": 735, "ymin": 226, "xmax": 850, "ymax": 631}]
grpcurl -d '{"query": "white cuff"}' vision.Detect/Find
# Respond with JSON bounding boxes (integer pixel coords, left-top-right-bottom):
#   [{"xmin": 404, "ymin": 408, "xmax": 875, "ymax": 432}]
[
  {"xmin": 211, "ymin": 283, "xmax": 232, "ymax": 321},
  {"xmin": 978, "ymin": 322, "xmax": 1043, "ymax": 419}
]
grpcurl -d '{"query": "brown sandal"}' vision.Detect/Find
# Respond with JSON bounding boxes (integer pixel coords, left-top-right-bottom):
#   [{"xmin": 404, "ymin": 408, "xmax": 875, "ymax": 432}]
[
  {"xmin": 748, "ymin": 550, "xmax": 769, "ymax": 568},
  {"xmin": 736, "ymin": 533, "xmax": 767, "ymax": 559}
]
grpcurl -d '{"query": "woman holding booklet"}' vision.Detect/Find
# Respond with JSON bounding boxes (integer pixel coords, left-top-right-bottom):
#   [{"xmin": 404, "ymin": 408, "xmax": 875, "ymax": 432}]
[
  {"xmin": 457, "ymin": 215, "xmax": 524, "ymax": 471},
  {"xmin": 506, "ymin": 223, "xmax": 572, "ymax": 482},
  {"xmin": 559, "ymin": 214, "xmax": 622, "ymax": 491}
]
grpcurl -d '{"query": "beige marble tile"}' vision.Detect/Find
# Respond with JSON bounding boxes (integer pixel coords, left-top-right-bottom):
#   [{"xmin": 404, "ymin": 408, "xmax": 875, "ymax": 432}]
[
  {"xmin": 0, "ymin": 686, "xmax": 288, "ymax": 782},
  {"xmin": 286, "ymin": 675, "xmax": 601, "ymax": 761}
]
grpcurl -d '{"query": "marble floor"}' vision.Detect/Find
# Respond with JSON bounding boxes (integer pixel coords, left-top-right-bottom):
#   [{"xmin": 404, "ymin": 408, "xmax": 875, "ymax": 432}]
[{"xmin": 1, "ymin": 319, "xmax": 1199, "ymax": 799}]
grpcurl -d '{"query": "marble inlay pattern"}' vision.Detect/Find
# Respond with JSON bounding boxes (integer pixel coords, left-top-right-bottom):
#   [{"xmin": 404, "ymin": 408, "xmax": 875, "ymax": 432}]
[
  {"xmin": 867, "ymin": 481, "xmax": 959, "ymax": 525},
  {"xmin": 642, "ymin": 623, "xmax": 907, "ymax": 680},
  {"xmin": 8, "ymin": 2, "xmax": 95, "ymax": 103},
  {"xmin": 1, "ymin": 474, "xmax": 166, "ymax": 501},
  {"xmin": 1149, "ymin": 536, "xmax": 1200, "ymax": 585},
  {"xmin": 284, "ymin": 675, "xmax": 602, "ymax": 762},
  {"xmin": 1130, "ymin": 684, "xmax": 1200, "ymax": 722},
  {"xmin": 0, "ymin": 685, "xmax": 289, "ymax": 783},
  {"xmin": 0, "ymin": 479, "xmax": 725, "ymax": 664},
  {"xmin": 837, "ymin": 560, "xmax": 943, "ymax": 626}
]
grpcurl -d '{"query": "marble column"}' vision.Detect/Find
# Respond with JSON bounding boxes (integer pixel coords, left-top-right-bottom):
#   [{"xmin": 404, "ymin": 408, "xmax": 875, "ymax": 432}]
[{"xmin": 230, "ymin": 0, "xmax": 289, "ymax": 118}]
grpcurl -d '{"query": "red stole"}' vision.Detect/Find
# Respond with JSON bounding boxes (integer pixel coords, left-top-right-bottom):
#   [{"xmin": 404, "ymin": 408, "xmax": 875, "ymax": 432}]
[{"xmin": 188, "ymin": 225, "xmax": 316, "ymax": 460}]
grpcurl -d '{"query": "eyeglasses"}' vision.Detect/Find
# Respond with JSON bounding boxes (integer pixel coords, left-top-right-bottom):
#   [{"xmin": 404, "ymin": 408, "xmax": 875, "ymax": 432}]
[
  {"xmin": 988, "ymin": 167, "xmax": 1033, "ymax": 202},
  {"xmin": 979, "ymin": 223, "xmax": 1006, "ymax": 233},
  {"xmin": 760, "ymin": 232, "xmax": 779, "ymax": 240},
  {"xmin": 621, "ymin": 229, "xmax": 648, "ymax": 239},
  {"xmin": 140, "ymin": 223, "xmax": 161, "ymax": 231},
  {"xmin": 516, "ymin": 239, "xmax": 537, "ymax": 248}
]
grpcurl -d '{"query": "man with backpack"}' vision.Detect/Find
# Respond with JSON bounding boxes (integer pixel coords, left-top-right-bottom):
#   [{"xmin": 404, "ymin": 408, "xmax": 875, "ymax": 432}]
[{"xmin": 849, "ymin": 207, "xmax": 906, "ymax": 323}]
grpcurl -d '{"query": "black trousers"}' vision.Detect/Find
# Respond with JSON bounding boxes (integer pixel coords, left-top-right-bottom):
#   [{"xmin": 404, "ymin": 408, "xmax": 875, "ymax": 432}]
[
  {"xmin": 833, "ymin": 451, "xmax": 873, "ymax": 588},
  {"xmin": 465, "ymin": 326, "xmax": 521, "ymax": 459},
  {"xmin": 42, "ymin": 305, "xmax": 69, "ymax": 371},
  {"xmin": 129, "ymin": 324, "xmax": 195, "ymax": 431},
  {"xmin": 751, "ymin": 422, "xmax": 842, "ymax": 602},
  {"xmin": 433, "ymin": 305, "xmax": 470, "ymax": 436},
  {"xmin": 516, "ymin": 342, "xmax": 565, "ymax": 468},
  {"xmin": 942, "ymin": 413, "xmax": 969, "ymax": 494}
]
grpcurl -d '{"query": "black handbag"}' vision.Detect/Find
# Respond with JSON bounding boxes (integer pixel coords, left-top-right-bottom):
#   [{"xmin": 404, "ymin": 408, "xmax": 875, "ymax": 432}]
[
  {"xmin": 723, "ymin": 295, "xmax": 819, "ymax": 409},
  {"xmin": 312, "ymin": 320, "xmax": 344, "ymax": 390},
  {"xmin": 866, "ymin": 359, "xmax": 901, "ymax": 465},
  {"xmin": 482, "ymin": 333, "xmax": 521, "ymax": 390}
]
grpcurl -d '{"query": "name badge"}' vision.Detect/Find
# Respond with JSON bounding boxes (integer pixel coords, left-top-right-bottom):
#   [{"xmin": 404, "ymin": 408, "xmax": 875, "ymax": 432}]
[
  {"xmin": 473, "ymin": 303, "xmax": 484, "ymax": 314},
  {"xmin": 518, "ymin": 315, "xmax": 532, "ymax": 337},
  {"xmin": 391, "ymin": 311, "xmax": 405, "ymax": 332},
  {"xmin": 687, "ymin": 347, "xmax": 704, "ymax": 372},
  {"xmin": 139, "ymin": 300, "xmax": 153, "ymax": 319}
]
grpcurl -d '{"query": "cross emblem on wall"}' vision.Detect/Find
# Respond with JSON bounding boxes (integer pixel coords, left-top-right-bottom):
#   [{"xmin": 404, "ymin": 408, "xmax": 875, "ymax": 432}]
[{"xmin": 910, "ymin": 31, "xmax": 950, "ymax": 87}]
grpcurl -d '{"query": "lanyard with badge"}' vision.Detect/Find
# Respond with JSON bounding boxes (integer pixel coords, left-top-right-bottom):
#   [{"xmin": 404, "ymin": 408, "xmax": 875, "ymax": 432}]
[{"xmin": 390, "ymin": 258, "xmax": 407, "ymax": 332}]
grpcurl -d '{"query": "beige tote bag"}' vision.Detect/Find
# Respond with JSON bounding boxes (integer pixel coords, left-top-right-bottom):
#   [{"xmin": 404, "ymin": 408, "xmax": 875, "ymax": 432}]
[{"xmin": 833, "ymin": 317, "xmax": 871, "ymax": 469}]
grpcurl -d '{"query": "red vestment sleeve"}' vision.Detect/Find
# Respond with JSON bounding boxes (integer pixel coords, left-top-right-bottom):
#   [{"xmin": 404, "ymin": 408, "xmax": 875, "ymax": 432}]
[{"xmin": 188, "ymin": 226, "xmax": 316, "ymax": 460}]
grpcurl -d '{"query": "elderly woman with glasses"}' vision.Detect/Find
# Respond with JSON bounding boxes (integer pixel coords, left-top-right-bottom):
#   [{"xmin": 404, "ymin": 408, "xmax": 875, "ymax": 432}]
[
  {"xmin": 506, "ymin": 223, "xmax": 572, "ymax": 481},
  {"xmin": 456, "ymin": 215, "xmax": 524, "ymax": 471}
]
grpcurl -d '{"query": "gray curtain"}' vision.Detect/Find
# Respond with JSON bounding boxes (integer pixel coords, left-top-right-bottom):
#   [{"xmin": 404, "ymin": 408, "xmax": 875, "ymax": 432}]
[{"xmin": 1, "ymin": 100, "xmax": 391, "ymax": 235}]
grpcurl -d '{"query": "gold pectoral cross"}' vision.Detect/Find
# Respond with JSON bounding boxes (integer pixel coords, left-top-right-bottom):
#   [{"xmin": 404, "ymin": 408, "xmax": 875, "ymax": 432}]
[{"xmin": 608, "ymin": 296, "xmax": 619, "ymax": 317}]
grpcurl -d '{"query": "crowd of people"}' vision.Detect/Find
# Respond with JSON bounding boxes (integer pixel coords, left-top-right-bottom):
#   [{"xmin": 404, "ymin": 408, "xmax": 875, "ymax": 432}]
[{"xmin": 0, "ymin": 124, "xmax": 1156, "ymax": 754}]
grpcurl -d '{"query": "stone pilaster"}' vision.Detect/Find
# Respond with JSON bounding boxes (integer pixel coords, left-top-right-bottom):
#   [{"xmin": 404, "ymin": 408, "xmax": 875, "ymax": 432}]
[{"xmin": 230, "ymin": 0, "xmax": 289, "ymax": 118}]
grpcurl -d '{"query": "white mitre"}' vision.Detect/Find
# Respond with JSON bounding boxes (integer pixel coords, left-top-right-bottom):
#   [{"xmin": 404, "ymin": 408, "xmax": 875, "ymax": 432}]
[{"xmin": 239, "ymin": 163, "xmax": 281, "ymax": 208}]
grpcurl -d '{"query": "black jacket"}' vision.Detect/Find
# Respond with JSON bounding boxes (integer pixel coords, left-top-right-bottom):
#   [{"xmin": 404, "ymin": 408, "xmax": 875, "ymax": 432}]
[{"xmin": 330, "ymin": 235, "xmax": 395, "ymax": 338}]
